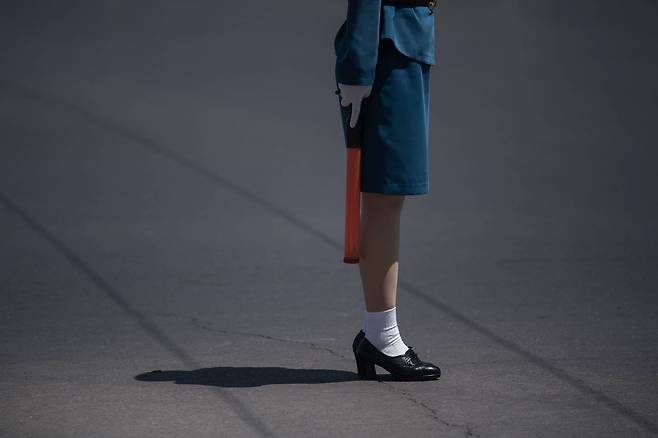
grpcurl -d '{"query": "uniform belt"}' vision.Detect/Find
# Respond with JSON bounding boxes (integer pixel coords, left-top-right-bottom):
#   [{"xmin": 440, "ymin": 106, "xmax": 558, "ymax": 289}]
[{"xmin": 382, "ymin": 0, "xmax": 437, "ymax": 13}]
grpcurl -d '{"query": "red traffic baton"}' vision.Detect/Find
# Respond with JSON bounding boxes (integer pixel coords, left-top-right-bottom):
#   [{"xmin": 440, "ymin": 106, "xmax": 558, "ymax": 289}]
[{"xmin": 343, "ymin": 111, "xmax": 363, "ymax": 264}]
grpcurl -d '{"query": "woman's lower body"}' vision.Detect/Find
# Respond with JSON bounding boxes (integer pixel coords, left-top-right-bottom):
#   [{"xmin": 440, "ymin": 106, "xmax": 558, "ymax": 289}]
[
  {"xmin": 336, "ymin": 38, "xmax": 440, "ymax": 380},
  {"xmin": 338, "ymin": 37, "xmax": 431, "ymax": 196}
]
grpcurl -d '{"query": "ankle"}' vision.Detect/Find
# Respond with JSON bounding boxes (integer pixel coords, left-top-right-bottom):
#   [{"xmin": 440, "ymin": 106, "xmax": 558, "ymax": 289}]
[{"xmin": 364, "ymin": 306, "xmax": 409, "ymax": 356}]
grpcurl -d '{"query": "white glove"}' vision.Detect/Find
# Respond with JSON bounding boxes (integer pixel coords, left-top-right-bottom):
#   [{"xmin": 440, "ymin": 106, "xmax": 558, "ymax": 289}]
[{"xmin": 338, "ymin": 83, "xmax": 372, "ymax": 128}]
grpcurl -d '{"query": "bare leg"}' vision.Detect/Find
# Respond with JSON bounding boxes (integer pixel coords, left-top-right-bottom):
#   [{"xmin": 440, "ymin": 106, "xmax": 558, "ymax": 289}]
[
  {"xmin": 355, "ymin": 192, "xmax": 441, "ymax": 377},
  {"xmin": 358, "ymin": 192, "xmax": 405, "ymax": 312}
]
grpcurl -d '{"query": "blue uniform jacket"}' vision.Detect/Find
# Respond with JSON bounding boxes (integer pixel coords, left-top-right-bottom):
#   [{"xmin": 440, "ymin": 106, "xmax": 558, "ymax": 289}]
[{"xmin": 335, "ymin": 0, "xmax": 436, "ymax": 86}]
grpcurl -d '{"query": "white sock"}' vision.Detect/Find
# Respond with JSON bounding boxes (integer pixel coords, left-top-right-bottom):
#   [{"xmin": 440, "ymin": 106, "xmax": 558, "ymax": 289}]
[
  {"xmin": 361, "ymin": 311, "xmax": 368, "ymax": 332},
  {"xmin": 364, "ymin": 306, "xmax": 409, "ymax": 357}
]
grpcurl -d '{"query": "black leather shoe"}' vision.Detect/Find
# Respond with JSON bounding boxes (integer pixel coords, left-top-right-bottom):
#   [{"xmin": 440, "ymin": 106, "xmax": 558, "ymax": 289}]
[
  {"xmin": 354, "ymin": 335, "xmax": 441, "ymax": 381},
  {"xmin": 352, "ymin": 330, "xmax": 367, "ymax": 377}
]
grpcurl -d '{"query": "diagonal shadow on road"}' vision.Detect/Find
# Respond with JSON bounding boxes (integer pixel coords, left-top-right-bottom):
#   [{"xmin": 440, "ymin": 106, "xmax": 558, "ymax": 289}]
[{"xmin": 3, "ymin": 82, "xmax": 657, "ymax": 436}]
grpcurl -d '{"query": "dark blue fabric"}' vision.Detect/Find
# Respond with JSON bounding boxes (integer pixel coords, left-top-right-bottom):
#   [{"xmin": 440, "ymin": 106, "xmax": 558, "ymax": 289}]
[
  {"xmin": 334, "ymin": 0, "xmax": 381, "ymax": 85},
  {"xmin": 334, "ymin": 1, "xmax": 436, "ymax": 85},
  {"xmin": 336, "ymin": 39, "xmax": 431, "ymax": 195},
  {"xmin": 379, "ymin": 5, "xmax": 436, "ymax": 66}
]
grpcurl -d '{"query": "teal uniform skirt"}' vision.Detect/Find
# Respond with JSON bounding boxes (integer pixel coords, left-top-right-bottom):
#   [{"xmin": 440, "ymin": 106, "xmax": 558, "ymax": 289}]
[{"xmin": 336, "ymin": 38, "xmax": 431, "ymax": 195}]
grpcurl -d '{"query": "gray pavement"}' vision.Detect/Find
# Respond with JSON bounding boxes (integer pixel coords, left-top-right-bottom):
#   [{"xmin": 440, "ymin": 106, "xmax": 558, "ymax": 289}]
[{"xmin": 1, "ymin": 1, "xmax": 657, "ymax": 437}]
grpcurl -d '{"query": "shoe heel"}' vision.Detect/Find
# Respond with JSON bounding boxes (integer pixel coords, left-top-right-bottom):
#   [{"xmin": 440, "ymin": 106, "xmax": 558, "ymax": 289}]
[{"xmin": 354, "ymin": 353, "xmax": 377, "ymax": 379}]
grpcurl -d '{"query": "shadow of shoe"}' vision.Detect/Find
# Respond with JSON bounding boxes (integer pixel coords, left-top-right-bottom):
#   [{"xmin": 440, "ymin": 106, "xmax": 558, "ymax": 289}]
[{"xmin": 135, "ymin": 366, "xmax": 360, "ymax": 388}]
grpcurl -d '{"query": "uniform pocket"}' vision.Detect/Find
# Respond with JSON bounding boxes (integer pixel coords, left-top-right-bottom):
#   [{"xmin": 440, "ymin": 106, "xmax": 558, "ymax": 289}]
[{"xmin": 387, "ymin": 7, "xmax": 436, "ymax": 66}]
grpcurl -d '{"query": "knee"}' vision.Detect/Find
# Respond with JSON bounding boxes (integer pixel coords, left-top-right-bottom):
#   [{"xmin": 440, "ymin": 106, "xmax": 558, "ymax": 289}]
[{"xmin": 363, "ymin": 193, "xmax": 405, "ymax": 214}]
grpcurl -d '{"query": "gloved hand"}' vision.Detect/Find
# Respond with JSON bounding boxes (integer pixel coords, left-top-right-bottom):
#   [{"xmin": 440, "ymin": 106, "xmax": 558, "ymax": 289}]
[{"xmin": 338, "ymin": 83, "xmax": 372, "ymax": 128}]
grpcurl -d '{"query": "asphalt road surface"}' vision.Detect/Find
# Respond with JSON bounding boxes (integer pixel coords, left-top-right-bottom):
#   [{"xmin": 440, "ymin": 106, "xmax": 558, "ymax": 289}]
[{"xmin": 1, "ymin": 1, "xmax": 657, "ymax": 437}]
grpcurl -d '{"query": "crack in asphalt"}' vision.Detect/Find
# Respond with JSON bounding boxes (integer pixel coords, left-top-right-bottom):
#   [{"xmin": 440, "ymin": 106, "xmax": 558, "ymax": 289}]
[
  {"xmin": 153, "ymin": 311, "xmax": 483, "ymax": 437},
  {"xmin": 378, "ymin": 382, "xmax": 482, "ymax": 437},
  {"xmin": 152, "ymin": 311, "xmax": 349, "ymax": 362}
]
